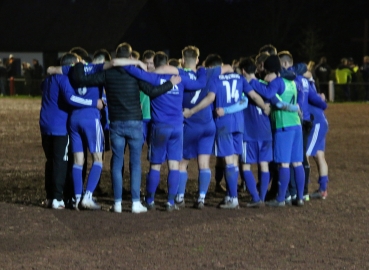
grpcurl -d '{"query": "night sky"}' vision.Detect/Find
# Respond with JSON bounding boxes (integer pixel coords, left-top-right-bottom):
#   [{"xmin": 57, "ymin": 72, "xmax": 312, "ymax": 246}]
[{"xmin": 0, "ymin": 0, "xmax": 368, "ymax": 68}]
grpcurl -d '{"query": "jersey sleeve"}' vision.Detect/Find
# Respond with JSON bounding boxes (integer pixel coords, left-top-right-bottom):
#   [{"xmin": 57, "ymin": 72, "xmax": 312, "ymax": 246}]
[
  {"xmin": 224, "ymin": 95, "xmax": 248, "ymax": 114},
  {"xmin": 249, "ymin": 78, "xmax": 278, "ymax": 99},
  {"xmin": 123, "ymin": 65, "xmax": 161, "ymax": 85},
  {"xmin": 57, "ymin": 75, "xmax": 97, "ymax": 108},
  {"xmin": 308, "ymin": 84, "xmax": 327, "ymax": 110},
  {"xmin": 242, "ymin": 77, "xmax": 253, "ymax": 95},
  {"xmin": 180, "ymin": 67, "xmax": 207, "ymax": 90},
  {"xmin": 62, "ymin": 65, "xmax": 71, "ymax": 75}
]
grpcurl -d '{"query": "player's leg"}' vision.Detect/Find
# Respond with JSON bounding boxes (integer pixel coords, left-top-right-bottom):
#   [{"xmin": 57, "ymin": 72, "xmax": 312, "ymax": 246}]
[
  {"xmin": 72, "ymin": 151, "xmax": 85, "ymax": 209},
  {"xmin": 267, "ymin": 131, "xmax": 294, "ymax": 206},
  {"xmin": 109, "ymin": 121, "xmax": 126, "ymax": 213},
  {"xmin": 51, "ymin": 135, "xmax": 69, "ymax": 209},
  {"xmin": 41, "ymin": 134, "xmax": 54, "ymax": 207},
  {"xmin": 176, "ymin": 159, "xmax": 189, "ymax": 207},
  {"xmin": 258, "ymin": 161, "xmax": 269, "ymax": 202},
  {"xmin": 145, "ymin": 123, "xmax": 168, "ymax": 208},
  {"xmin": 291, "ymin": 128, "xmax": 305, "ymax": 205},
  {"xmin": 310, "ymin": 150, "xmax": 328, "ymax": 199},
  {"xmin": 126, "ymin": 120, "xmax": 146, "ymax": 213},
  {"xmin": 241, "ymin": 141, "xmax": 261, "ymax": 206},
  {"xmin": 196, "ymin": 154, "xmax": 211, "ymax": 208},
  {"xmin": 81, "ymin": 119, "xmax": 104, "ymax": 210},
  {"xmin": 214, "ymin": 157, "xmax": 226, "ymax": 192},
  {"xmin": 166, "ymin": 125, "xmax": 183, "ymax": 211}
]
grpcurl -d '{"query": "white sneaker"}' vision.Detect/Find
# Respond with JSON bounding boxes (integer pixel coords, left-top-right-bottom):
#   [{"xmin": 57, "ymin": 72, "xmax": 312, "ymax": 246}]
[
  {"xmin": 81, "ymin": 197, "xmax": 101, "ymax": 210},
  {"xmin": 219, "ymin": 197, "xmax": 239, "ymax": 209},
  {"xmin": 52, "ymin": 199, "xmax": 65, "ymax": 210},
  {"xmin": 132, "ymin": 202, "xmax": 147, "ymax": 214},
  {"xmin": 111, "ymin": 203, "xmax": 122, "ymax": 213}
]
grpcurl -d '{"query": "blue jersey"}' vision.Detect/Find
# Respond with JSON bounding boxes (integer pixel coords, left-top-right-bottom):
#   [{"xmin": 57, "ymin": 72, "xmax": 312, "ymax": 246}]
[
  {"xmin": 308, "ymin": 80, "xmax": 328, "ymax": 124},
  {"xmin": 39, "ymin": 74, "xmax": 97, "ymax": 136},
  {"xmin": 182, "ymin": 67, "xmax": 221, "ymax": 125},
  {"xmin": 208, "ymin": 73, "xmax": 253, "ymax": 133},
  {"xmin": 62, "ymin": 63, "xmax": 104, "ymax": 119},
  {"xmin": 294, "ymin": 75, "xmax": 310, "ymax": 121},
  {"xmin": 124, "ymin": 65, "xmax": 206, "ymax": 125},
  {"xmin": 243, "ymin": 81, "xmax": 272, "ymax": 142}
]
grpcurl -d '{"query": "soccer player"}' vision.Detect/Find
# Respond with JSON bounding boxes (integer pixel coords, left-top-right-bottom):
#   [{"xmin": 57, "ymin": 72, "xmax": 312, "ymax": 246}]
[
  {"xmin": 184, "ymin": 54, "xmax": 269, "ymax": 209},
  {"xmin": 303, "ymin": 70, "xmax": 329, "ymax": 199},
  {"xmin": 122, "ymin": 51, "xmax": 207, "ymax": 211},
  {"xmin": 175, "ymin": 47, "xmax": 234, "ymax": 209},
  {"xmin": 71, "ymin": 43, "xmax": 181, "ymax": 213},
  {"xmin": 246, "ymin": 55, "xmax": 305, "ymax": 207},
  {"xmin": 40, "ymin": 52, "xmax": 103, "ymax": 209}
]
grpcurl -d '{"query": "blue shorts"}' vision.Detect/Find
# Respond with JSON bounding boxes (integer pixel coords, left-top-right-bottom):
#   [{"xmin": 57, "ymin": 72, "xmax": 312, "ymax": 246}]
[
  {"xmin": 306, "ymin": 121, "xmax": 328, "ymax": 156},
  {"xmin": 69, "ymin": 116, "xmax": 104, "ymax": 153},
  {"xmin": 149, "ymin": 123, "xmax": 183, "ymax": 163},
  {"xmin": 241, "ymin": 140, "xmax": 273, "ymax": 164},
  {"xmin": 183, "ymin": 121, "xmax": 216, "ymax": 159},
  {"xmin": 214, "ymin": 131, "xmax": 243, "ymax": 157},
  {"xmin": 273, "ymin": 128, "xmax": 303, "ymax": 163}
]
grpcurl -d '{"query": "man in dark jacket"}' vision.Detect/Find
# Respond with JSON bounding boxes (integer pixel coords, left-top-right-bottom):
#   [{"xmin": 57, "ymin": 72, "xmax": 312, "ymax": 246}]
[
  {"xmin": 314, "ymin": 57, "xmax": 332, "ymax": 97},
  {"xmin": 71, "ymin": 42, "xmax": 181, "ymax": 214}
]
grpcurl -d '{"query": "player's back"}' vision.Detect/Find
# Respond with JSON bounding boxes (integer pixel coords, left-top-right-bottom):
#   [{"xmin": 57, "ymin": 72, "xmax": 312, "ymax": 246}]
[
  {"xmin": 150, "ymin": 74, "xmax": 185, "ymax": 126},
  {"xmin": 39, "ymin": 75, "xmax": 70, "ymax": 135},
  {"xmin": 210, "ymin": 73, "xmax": 244, "ymax": 133},
  {"xmin": 69, "ymin": 63, "xmax": 103, "ymax": 119}
]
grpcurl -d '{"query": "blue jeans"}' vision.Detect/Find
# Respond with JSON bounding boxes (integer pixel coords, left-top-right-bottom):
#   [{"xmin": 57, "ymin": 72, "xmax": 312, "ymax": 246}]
[{"xmin": 110, "ymin": 121, "xmax": 143, "ymax": 202}]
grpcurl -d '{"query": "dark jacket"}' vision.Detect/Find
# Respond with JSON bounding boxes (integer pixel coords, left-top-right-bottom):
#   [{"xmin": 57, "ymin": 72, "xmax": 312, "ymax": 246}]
[{"xmin": 72, "ymin": 63, "xmax": 173, "ymax": 122}]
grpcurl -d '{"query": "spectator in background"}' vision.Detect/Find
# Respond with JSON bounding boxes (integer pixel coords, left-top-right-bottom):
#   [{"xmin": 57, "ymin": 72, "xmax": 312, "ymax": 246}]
[
  {"xmin": 22, "ymin": 62, "xmax": 32, "ymax": 96},
  {"xmin": 132, "ymin": 50, "xmax": 140, "ymax": 60},
  {"xmin": 315, "ymin": 57, "xmax": 332, "ymax": 97},
  {"xmin": 335, "ymin": 58, "xmax": 353, "ymax": 101},
  {"xmin": 361, "ymin": 56, "xmax": 369, "ymax": 102},
  {"xmin": 347, "ymin": 57, "xmax": 359, "ymax": 100},
  {"xmin": 6, "ymin": 54, "xmax": 17, "ymax": 78},
  {"xmin": 0, "ymin": 60, "xmax": 6, "ymax": 96},
  {"xmin": 31, "ymin": 59, "xmax": 43, "ymax": 96}
]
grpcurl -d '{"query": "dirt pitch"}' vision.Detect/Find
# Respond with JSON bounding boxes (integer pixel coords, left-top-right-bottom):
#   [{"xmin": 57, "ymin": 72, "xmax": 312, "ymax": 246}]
[{"xmin": 0, "ymin": 98, "xmax": 369, "ymax": 269}]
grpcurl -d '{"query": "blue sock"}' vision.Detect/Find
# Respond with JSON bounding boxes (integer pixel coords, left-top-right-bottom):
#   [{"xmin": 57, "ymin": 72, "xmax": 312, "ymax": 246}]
[
  {"xmin": 259, "ymin": 172, "xmax": 270, "ymax": 201},
  {"xmin": 225, "ymin": 164, "xmax": 237, "ymax": 198},
  {"xmin": 177, "ymin": 171, "xmax": 188, "ymax": 195},
  {"xmin": 294, "ymin": 165, "xmax": 305, "ymax": 200},
  {"xmin": 167, "ymin": 170, "xmax": 180, "ymax": 205},
  {"xmin": 319, "ymin": 176, "xmax": 328, "ymax": 191},
  {"xmin": 215, "ymin": 165, "xmax": 224, "ymax": 184},
  {"xmin": 243, "ymin": 170, "xmax": 260, "ymax": 202},
  {"xmin": 146, "ymin": 169, "xmax": 160, "ymax": 204},
  {"xmin": 276, "ymin": 167, "xmax": 290, "ymax": 202},
  {"xmin": 198, "ymin": 169, "xmax": 211, "ymax": 196},
  {"xmin": 72, "ymin": 164, "xmax": 83, "ymax": 196},
  {"xmin": 86, "ymin": 162, "xmax": 103, "ymax": 193}
]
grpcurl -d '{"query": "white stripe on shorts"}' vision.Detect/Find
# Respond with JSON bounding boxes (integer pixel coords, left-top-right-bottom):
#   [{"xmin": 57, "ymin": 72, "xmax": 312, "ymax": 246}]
[{"xmin": 306, "ymin": 123, "xmax": 320, "ymax": 156}]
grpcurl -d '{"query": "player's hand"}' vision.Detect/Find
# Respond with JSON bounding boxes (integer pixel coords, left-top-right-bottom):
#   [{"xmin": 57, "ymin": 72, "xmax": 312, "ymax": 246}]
[
  {"xmin": 97, "ymin": 99, "xmax": 104, "ymax": 110},
  {"xmin": 264, "ymin": 73, "xmax": 277, "ymax": 82},
  {"xmin": 320, "ymin": 93, "xmax": 326, "ymax": 102},
  {"xmin": 215, "ymin": 107, "xmax": 225, "ymax": 117},
  {"xmin": 170, "ymin": 75, "xmax": 181, "ymax": 86},
  {"xmin": 263, "ymin": 103, "xmax": 271, "ymax": 116},
  {"xmin": 183, "ymin": 108, "xmax": 193, "ymax": 118}
]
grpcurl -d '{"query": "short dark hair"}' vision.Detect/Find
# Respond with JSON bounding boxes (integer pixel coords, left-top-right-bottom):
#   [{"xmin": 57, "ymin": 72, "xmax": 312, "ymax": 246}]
[
  {"xmin": 204, "ymin": 54, "xmax": 222, "ymax": 68},
  {"xmin": 153, "ymin": 51, "xmax": 168, "ymax": 67},
  {"xmin": 69, "ymin": 47, "xmax": 91, "ymax": 62},
  {"xmin": 255, "ymin": 52, "xmax": 270, "ymax": 64},
  {"xmin": 238, "ymin": 57, "xmax": 256, "ymax": 74},
  {"xmin": 259, "ymin": 44, "xmax": 277, "ymax": 55},
  {"xmin": 93, "ymin": 49, "xmax": 111, "ymax": 62},
  {"xmin": 132, "ymin": 50, "xmax": 140, "ymax": 60},
  {"xmin": 278, "ymin": 50, "xmax": 293, "ymax": 64},
  {"xmin": 168, "ymin": 58, "xmax": 180, "ymax": 67},
  {"xmin": 116, "ymin": 42, "xmax": 132, "ymax": 58},
  {"xmin": 142, "ymin": 50, "xmax": 155, "ymax": 60},
  {"xmin": 60, "ymin": 53, "xmax": 79, "ymax": 66}
]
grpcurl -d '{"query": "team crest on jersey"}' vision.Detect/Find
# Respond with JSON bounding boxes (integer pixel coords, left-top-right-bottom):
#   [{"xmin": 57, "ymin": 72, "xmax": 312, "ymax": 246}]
[{"xmin": 78, "ymin": 87, "xmax": 87, "ymax": 96}]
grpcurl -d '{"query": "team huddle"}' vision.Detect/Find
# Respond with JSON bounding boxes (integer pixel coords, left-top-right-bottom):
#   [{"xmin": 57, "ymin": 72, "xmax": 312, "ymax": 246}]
[{"xmin": 40, "ymin": 43, "xmax": 329, "ymax": 213}]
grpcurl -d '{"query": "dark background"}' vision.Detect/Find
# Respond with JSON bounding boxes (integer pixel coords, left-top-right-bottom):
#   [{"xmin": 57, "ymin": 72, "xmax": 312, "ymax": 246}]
[{"xmin": 0, "ymin": 0, "xmax": 368, "ymax": 67}]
